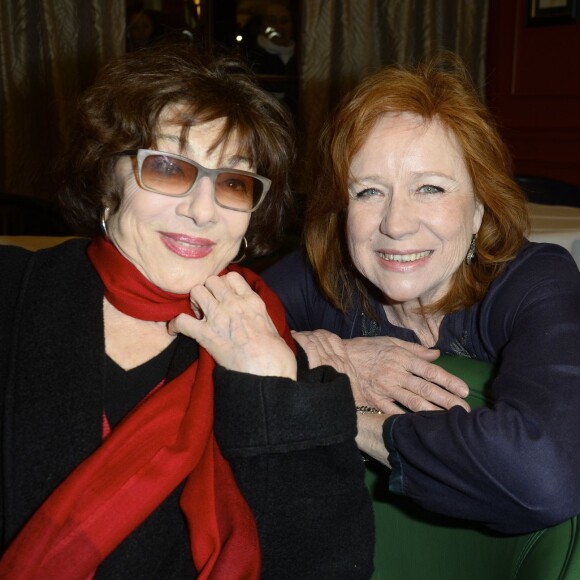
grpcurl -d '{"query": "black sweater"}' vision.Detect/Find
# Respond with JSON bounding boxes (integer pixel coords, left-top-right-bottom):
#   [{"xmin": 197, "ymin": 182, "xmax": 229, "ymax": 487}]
[{"xmin": 0, "ymin": 239, "xmax": 374, "ymax": 579}]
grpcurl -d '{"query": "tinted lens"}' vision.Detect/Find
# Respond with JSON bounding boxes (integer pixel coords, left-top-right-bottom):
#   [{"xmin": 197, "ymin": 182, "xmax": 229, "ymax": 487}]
[
  {"xmin": 141, "ymin": 154, "xmax": 197, "ymax": 195},
  {"xmin": 215, "ymin": 172, "xmax": 263, "ymax": 211}
]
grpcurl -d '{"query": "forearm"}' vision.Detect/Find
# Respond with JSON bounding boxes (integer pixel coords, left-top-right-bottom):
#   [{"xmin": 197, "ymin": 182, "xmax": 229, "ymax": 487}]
[
  {"xmin": 213, "ymin": 364, "xmax": 375, "ymax": 579},
  {"xmin": 213, "ymin": 364, "xmax": 357, "ymax": 456},
  {"xmin": 387, "ymin": 399, "xmax": 580, "ymax": 533},
  {"xmin": 355, "ymin": 413, "xmax": 392, "ymax": 467}
]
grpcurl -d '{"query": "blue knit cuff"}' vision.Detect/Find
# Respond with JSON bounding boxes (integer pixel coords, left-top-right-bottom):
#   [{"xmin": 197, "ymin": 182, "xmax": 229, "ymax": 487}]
[{"xmin": 383, "ymin": 414, "xmax": 404, "ymax": 494}]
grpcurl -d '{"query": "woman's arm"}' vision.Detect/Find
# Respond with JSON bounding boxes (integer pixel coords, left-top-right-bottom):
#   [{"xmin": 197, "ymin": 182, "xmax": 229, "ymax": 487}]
[
  {"xmin": 386, "ymin": 244, "xmax": 580, "ymax": 534},
  {"xmin": 263, "ymin": 251, "xmax": 470, "ymax": 413},
  {"xmin": 355, "ymin": 414, "xmax": 392, "ymax": 466},
  {"xmin": 168, "ymin": 270, "xmax": 375, "ymax": 578},
  {"xmin": 213, "ymin": 362, "xmax": 375, "ymax": 579}
]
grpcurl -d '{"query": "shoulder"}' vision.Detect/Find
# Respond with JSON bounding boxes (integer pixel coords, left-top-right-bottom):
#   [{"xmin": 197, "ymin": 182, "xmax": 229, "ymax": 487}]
[
  {"xmin": 1, "ymin": 238, "xmax": 97, "ymax": 316},
  {"xmin": 475, "ymin": 241, "xmax": 580, "ymax": 350},
  {"xmin": 0, "ymin": 243, "xmax": 34, "ymax": 277},
  {"xmin": 0, "ymin": 245, "xmax": 35, "ymax": 320},
  {"xmin": 261, "ymin": 248, "xmax": 318, "ymax": 304},
  {"xmin": 262, "ymin": 250, "xmax": 353, "ymax": 334},
  {"xmin": 262, "ymin": 248, "xmax": 312, "ymax": 284},
  {"xmin": 261, "ymin": 249, "xmax": 315, "ymax": 313},
  {"xmin": 0, "ymin": 238, "xmax": 90, "ymax": 270},
  {"xmin": 30, "ymin": 238, "xmax": 91, "ymax": 266},
  {"xmin": 504, "ymin": 240, "xmax": 577, "ymax": 274},
  {"xmin": 487, "ymin": 241, "xmax": 580, "ymax": 302},
  {"xmin": 1, "ymin": 237, "xmax": 101, "ymax": 333},
  {"xmin": 34, "ymin": 238, "xmax": 94, "ymax": 279}
]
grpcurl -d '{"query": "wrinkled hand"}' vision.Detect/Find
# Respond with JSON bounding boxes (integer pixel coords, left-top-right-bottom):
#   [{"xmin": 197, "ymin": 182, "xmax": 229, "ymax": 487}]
[
  {"xmin": 293, "ymin": 330, "xmax": 469, "ymax": 414},
  {"xmin": 168, "ymin": 272, "xmax": 297, "ymax": 380},
  {"xmin": 292, "ymin": 328, "xmax": 362, "ymax": 392}
]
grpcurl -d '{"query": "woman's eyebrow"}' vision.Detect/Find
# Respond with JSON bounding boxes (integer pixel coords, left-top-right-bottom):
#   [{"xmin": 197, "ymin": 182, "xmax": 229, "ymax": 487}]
[
  {"xmin": 154, "ymin": 134, "xmax": 182, "ymax": 149},
  {"xmin": 409, "ymin": 170, "xmax": 456, "ymax": 180},
  {"xmin": 155, "ymin": 135, "xmax": 253, "ymax": 168},
  {"xmin": 223, "ymin": 154, "xmax": 252, "ymax": 168}
]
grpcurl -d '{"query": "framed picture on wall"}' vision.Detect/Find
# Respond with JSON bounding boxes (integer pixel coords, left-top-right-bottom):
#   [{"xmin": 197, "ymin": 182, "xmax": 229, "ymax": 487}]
[{"xmin": 527, "ymin": 0, "xmax": 580, "ymax": 25}]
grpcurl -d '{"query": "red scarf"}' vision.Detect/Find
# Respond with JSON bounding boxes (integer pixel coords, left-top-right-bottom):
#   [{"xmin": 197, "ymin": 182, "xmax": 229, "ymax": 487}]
[{"xmin": 0, "ymin": 236, "xmax": 295, "ymax": 579}]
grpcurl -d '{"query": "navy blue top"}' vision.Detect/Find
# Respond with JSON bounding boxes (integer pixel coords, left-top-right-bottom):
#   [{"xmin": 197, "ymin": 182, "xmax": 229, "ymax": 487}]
[{"xmin": 263, "ymin": 241, "xmax": 580, "ymax": 533}]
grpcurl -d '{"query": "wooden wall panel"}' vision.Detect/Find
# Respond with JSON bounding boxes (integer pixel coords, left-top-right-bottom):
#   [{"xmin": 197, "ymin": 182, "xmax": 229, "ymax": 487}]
[{"xmin": 486, "ymin": 0, "xmax": 580, "ymax": 190}]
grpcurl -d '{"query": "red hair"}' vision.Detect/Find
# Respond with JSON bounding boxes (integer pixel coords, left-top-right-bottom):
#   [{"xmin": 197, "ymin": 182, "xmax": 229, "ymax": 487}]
[{"xmin": 305, "ymin": 53, "xmax": 529, "ymax": 315}]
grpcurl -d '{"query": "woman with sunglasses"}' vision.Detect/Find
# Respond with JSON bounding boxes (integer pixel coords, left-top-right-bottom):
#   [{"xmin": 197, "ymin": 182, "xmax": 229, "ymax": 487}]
[{"xmin": 0, "ymin": 41, "xmax": 373, "ymax": 579}]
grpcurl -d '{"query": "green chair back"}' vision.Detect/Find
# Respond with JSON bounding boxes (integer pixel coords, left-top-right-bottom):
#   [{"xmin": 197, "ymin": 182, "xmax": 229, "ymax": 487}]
[{"xmin": 368, "ymin": 355, "xmax": 580, "ymax": 580}]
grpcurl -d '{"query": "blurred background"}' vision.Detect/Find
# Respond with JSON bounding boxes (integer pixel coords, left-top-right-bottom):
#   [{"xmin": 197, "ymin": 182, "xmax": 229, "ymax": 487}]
[{"xmin": 0, "ymin": 0, "xmax": 579, "ymax": 231}]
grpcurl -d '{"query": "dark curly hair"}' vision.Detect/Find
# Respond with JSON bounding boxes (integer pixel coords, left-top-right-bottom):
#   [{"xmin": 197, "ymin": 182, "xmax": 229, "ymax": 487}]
[{"xmin": 57, "ymin": 39, "xmax": 295, "ymax": 257}]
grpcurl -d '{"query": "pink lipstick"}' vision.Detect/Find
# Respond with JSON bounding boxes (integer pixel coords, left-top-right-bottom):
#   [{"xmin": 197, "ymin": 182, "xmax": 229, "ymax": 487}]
[{"xmin": 160, "ymin": 232, "xmax": 215, "ymax": 259}]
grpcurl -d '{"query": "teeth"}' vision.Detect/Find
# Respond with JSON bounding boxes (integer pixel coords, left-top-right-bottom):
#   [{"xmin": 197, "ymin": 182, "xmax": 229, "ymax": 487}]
[
  {"xmin": 176, "ymin": 240, "xmax": 202, "ymax": 248},
  {"xmin": 378, "ymin": 251, "xmax": 431, "ymax": 262}
]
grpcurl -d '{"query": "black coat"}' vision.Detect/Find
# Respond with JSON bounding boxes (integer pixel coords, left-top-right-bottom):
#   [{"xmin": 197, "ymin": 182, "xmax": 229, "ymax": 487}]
[{"xmin": 0, "ymin": 239, "xmax": 374, "ymax": 579}]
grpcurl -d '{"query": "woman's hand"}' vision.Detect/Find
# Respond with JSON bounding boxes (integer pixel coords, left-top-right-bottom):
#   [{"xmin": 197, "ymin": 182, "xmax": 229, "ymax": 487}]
[
  {"xmin": 168, "ymin": 272, "xmax": 297, "ymax": 380},
  {"xmin": 293, "ymin": 330, "xmax": 469, "ymax": 414}
]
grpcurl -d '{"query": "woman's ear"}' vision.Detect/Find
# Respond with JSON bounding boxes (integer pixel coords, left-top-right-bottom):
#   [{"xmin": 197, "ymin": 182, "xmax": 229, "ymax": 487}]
[{"xmin": 472, "ymin": 198, "xmax": 484, "ymax": 234}]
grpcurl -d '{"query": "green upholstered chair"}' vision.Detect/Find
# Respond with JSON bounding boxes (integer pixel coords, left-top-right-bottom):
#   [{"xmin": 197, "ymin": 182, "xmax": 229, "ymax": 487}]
[{"xmin": 368, "ymin": 355, "xmax": 580, "ymax": 580}]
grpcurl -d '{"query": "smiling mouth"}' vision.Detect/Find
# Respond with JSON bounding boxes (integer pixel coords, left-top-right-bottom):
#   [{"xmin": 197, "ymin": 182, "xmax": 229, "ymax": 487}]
[
  {"xmin": 160, "ymin": 232, "xmax": 214, "ymax": 247},
  {"xmin": 173, "ymin": 239, "xmax": 208, "ymax": 248},
  {"xmin": 378, "ymin": 250, "xmax": 432, "ymax": 262},
  {"xmin": 160, "ymin": 232, "xmax": 214, "ymax": 259}
]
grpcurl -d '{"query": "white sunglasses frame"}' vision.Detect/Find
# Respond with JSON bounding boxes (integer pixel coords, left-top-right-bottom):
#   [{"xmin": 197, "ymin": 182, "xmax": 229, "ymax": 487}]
[{"xmin": 127, "ymin": 149, "xmax": 271, "ymax": 213}]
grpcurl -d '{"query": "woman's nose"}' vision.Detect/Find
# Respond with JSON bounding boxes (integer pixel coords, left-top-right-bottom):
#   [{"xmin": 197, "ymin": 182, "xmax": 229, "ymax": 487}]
[
  {"xmin": 379, "ymin": 193, "xmax": 419, "ymax": 238},
  {"xmin": 178, "ymin": 176, "xmax": 218, "ymax": 224}
]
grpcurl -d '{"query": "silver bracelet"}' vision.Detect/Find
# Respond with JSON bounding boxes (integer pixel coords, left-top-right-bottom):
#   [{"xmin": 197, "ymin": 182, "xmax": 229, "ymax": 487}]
[{"xmin": 356, "ymin": 405, "xmax": 383, "ymax": 415}]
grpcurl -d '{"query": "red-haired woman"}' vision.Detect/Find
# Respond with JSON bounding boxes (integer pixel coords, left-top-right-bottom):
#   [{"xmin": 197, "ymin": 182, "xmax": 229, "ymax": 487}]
[{"xmin": 264, "ymin": 53, "xmax": 580, "ymax": 535}]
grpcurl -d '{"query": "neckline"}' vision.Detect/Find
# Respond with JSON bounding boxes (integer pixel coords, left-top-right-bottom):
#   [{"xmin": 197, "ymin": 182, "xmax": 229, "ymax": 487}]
[{"xmin": 104, "ymin": 340, "xmax": 179, "ymax": 429}]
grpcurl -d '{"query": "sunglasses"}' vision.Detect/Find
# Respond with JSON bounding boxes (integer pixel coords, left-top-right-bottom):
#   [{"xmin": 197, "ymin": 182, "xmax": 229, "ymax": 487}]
[{"xmin": 125, "ymin": 149, "xmax": 271, "ymax": 213}]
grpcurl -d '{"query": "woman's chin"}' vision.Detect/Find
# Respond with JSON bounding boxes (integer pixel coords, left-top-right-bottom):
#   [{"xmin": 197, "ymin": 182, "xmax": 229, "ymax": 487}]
[{"xmin": 151, "ymin": 268, "xmax": 228, "ymax": 295}]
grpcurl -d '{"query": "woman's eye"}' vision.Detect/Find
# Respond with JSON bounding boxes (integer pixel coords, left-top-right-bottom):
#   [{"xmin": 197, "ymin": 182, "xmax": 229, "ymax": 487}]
[
  {"xmin": 224, "ymin": 178, "xmax": 246, "ymax": 191},
  {"xmin": 150, "ymin": 156, "xmax": 183, "ymax": 178},
  {"xmin": 352, "ymin": 187, "xmax": 383, "ymax": 200},
  {"xmin": 418, "ymin": 184, "xmax": 444, "ymax": 194},
  {"xmin": 162, "ymin": 161, "xmax": 183, "ymax": 177}
]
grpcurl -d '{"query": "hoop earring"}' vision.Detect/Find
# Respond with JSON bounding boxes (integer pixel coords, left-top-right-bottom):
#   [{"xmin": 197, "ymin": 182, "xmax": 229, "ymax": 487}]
[
  {"xmin": 101, "ymin": 207, "xmax": 110, "ymax": 238},
  {"xmin": 465, "ymin": 234, "xmax": 477, "ymax": 265},
  {"xmin": 231, "ymin": 237, "xmax": 248, "ymax": 264}
]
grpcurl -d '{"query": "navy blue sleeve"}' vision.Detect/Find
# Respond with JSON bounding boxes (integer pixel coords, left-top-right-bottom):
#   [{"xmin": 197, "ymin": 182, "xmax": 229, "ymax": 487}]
[
  {"xmin": 262, "ymin": 249, "xmax": 351, "ymax": 334},
  {"xmin": 387, "ymin": 243, "xmax": 580, "ymax": 533}
]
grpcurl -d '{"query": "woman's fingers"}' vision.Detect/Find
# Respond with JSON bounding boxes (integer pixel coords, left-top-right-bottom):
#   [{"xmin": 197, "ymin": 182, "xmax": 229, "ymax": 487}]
[
  {"xmin": 292, "ymin": 331, "xmax": 471, "ymax": 412},
  {"xmin": 167, "ymin": 312, "xmax": 201, "ymax": 337},
  {"xmin": 169, "ymin": 273, "xmax": 297, "ymax": 379},
  {"xmin": 185, "ymin": 274, "xmax": 250, "ymax": 322},
  {"xmin": 203, "ymin": 271, "xmax": 251, "ymax": 299},
  {"xmin": 345, "ymin": 336, "xmax": 470, "ymax": 412},
  {"xmin": 404, "ymin": 355, "xmax": 469, "ymax": 397},
  {"xmin": 292, "ymin": 329, "xmax": 349, "ymax": 369},
  {"xmin": 373, "ymin": 373, "xmax": 470, "ymax": 413}
]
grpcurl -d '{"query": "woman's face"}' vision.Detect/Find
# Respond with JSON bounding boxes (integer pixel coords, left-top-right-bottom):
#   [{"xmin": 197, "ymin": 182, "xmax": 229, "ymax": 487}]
[
  {"xmin": 346, "ymin": 112, "xmax": 484, "ymax": 308},
  {"xmin": 263, "ymin": 4, "xmax": 294, "ymax": 46},
  {"xmin": 127, "ymin": 12, "xmax": 154, "ymax": 48},
  {"xmin": 107, "ymin": 113, "xmax": 252, "ymax": 294}
]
